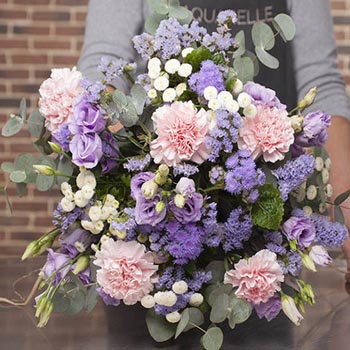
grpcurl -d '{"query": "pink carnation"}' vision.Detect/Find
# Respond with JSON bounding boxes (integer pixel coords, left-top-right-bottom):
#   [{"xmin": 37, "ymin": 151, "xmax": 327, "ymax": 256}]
[
  {"xmin": 237, "ymin": 106, "xmax": 294, "ymax": 162},
  {"xmin": 150, "ymin": 101, "xmax": 211, "ymax": 166},
  {"xmin": 224, "ymin": 249, "xmax": 284, "ymax": 305},
  {"xmin": 39, "ymin": 67, "xmax": 83, "ymax": 133},
  {"xmin": 94, "ymin": 238, "xmax": 158, "ymax": 305}
]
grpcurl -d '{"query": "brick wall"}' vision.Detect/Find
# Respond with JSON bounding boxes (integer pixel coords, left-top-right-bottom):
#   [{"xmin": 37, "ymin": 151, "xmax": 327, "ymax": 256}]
[{"xmin": 0, "ymin": 0, "xmax": 349, "ymax": 247}]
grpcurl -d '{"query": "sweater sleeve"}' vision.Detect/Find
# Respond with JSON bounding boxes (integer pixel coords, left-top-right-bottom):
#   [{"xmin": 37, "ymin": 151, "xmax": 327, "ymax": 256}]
[
  {"xmin": 288, "ymin": 0, "xmax": 350, "ymax": 119},
  {"xmin": 77, "ymin": 0, "xmax": 148, "ymax": 90}
]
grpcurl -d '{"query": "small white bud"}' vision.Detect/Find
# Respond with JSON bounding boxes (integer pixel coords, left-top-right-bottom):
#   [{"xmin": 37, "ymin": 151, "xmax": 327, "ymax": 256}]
[
  {"xmin": 181, "ymin": 47, "xmax": 194, "ymax": 58},
  {"xmin": 306, "ymin": 185, "xmax": 318, "ymax": 201},
  {"xmin": 237, "ymin": 92, "xmax": 252, "ymax": 108},
  {"xmin": 225, "ymin": 99, "xmax": 239, "ymax": 113},
  {"xmin": 189, "ymin": 293, "xmax": 204, "ymax": 307},
  {"xmin": 141, "ymin": 180, "xmax": 158, "ymax": 200},
  {"xmin": 88, "ymin": 206, "xmax": 102, "ymax": 222},
  {"xmin": 60, "ymin": 197, "xmax": 75, "ymax": 212},
  {"xmin": 303, "ymin": 206, "xmax": 313, "ymax": 217},
  {"xmin": 217, "ymin": 91, "xmax": 233, "ymax": 105},
  {"xmin": 74, "ymin": 241, "xmax": 85, "ymax": 253},
  {"xmin": 64, "ymin": 190, "xmax": 74, "ymax": 201},
  {"xmin": 61, "ymin": 182, "xmax": 72, "ymax": 196},
  {"xmin": 81, "ymin": 184, "xmax": 94, "ymax": 200},
  {"xmin": 165, "ymin": 59, "xmax": 181, "ymax": 74},
  {"xmin": 154, "ymin": 291, "xmax": 177, "ymax": 307},
  {"xmin": 314, "ymin": 157, "xmax": 324, "ymax": 172},
  {"xmin": 147, "ymin": 57, "xmax": 161, "ymax": 70},
  {"xmin": 232, "ymin": 79, "xmax": 243, "ymax": 95},
  {"xmin": 148, "ymin": 67, "xmax": 161, "ymax": 80},
  {"xmin": 290, "ymin": 114, "xmax": 304, "ymax": 133},
  {"xmin": 154, "ymin": 76, "xmax": 169, "ymax": 91},
  {"xmin": 203, "ymin": 86, "xmax": 218, "ymax": 101},
  {"xmin": 76, "ymin": 170, "xmax": 96, "ymax": 189},
  {"xmin": 325, "ymin": 183, "xmax": 333, "ymax": 198},
  {"xmin": 166, "ymin": 311, "xmax": 181, "ymax": 323},
  {"xmin": 162, "ymin": 88, "xmax": 177, "ymax": 102},
  {"xmin": 175, "ymin": 83, "xmax": 187, "ymax": 97},
  {"xmin": 147, "ymin": 88, "xmax": 158, "ymax": 99},
  {"xmin": 92, "ymin": 220, "xmax": 104, "ymax": 234},
  {"xmin": 140, "ymin": 295, "xmax": 155, "ymax": 309},
  {"xmin": 324, "ymin": 158, "xmax": 331, "ymax": 170},
  {"xmin": 178, "ymin": 63, "xmax": 192, "ymax": 77},
  {"xmin": 174, "ymin": 194, "xmax": 186, "ymax": 209},
  {"xmin": 172, "ymin": 281, "xmax": 188, "ymax": 294},
  {"xmin": 243, "ymin": 104, "xmax": 258, "ymax": 118},
  {"xmin": 322, "ymin": 168, "xmax": 330, "ymax": 184},
  {"xmin": 208, "ymin": 99, "xmax": 222, "ymax": 111},
  {"xmin": 74, "ymin": 190, "xmax": 90, "ymax": 208},
  {"xmin": 81, "ymin": 220, "xmax": 94, "ymax": 232}
]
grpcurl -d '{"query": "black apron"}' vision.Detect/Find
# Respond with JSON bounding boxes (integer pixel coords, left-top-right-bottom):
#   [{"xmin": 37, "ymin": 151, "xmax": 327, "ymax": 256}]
[{"xmin": 182, "ymin": 0, "xmax": 297, "ymax": 109}]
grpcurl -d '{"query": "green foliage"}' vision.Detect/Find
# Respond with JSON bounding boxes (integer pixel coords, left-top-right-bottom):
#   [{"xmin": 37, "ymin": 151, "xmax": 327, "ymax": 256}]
[
  {"xmin": 252, "ymin": 22, "xmax": 275, "ymax": 50},
  {"xmin": 200, "ymin": 327, "xmax": 224, "ymax": 350},
  {"xmin": 1, "ymin": 114, "xmax": 25, "ymax": 137},
  {"xmin": 252, "ymin": 184, "xmax": 284, "ymax": 230},
  {"xmin": 233, "ymin": 30, "xmax": 246, "ymax": 58},
  {"xmin": 113, "ymin": 90, "xmax": 139, "ymax": 127},
  {"xmin": 130, "ymin": 84, "xmax": 147, "ymax": 115},
  {"xmin": 228, "ymin": 295, "xmax": 252, "ymax": 327},
  {"xmin": 146, "ymin": 309, "xmax": 177, "ymax": 342},
  {"xmin": 233, "ymin": 56, "xmax": 254, "ymax": 83},
  {"xmin": 212, "ymin": 53, "xmax": 226, "ymax": 66},
  {"xmin": 28, "ymin": 109, "xmax": 45, "ymax": 138},
  {"xmin": 184, "ymin": 47, "xmax": 212, "ymax": 71},
  {"xmin": 182, "ymin": 307, "xmax": 205, "ymax": 332},
  {"xmin": 210, "ymin": 294, "xmax": 230, "ymax": 323},
  {"xmin": 335, "ymin": 189, "xmax": 350, "ymax": 206},
  {"xmin": 10, "ymin": 170, "xmax": 26, "ymax": 183},
  {"xmin": 255, "ymin": 47, "xmax": 279, "ymax": 69},
  {"xmin": 36, "ymin": 156, "xmax": 56, "ymax": 191},
  {"xmin": 334, "ymin": 205, "xmax": 345, "ymax": 225},
  {"xmin": 175, "ymin": 308, "xmax": 190, "ymax": 339},
  {"xmin": 207, "ymin": 284, "xmax": 232, "ymax": 307},
  {"xmin": 205, "ymin": 261, "xmax": 226, "ymax": 285},
  {"xmin": 272, "ymin": 14, "xmax": 296, "ymax": 42},
  {"xmin": 145, "ymin": 13, "xmax": 168, "ymax": 35},
  {"xmin": 56, "ymin": 157, "xmax": 74, "ymax": 186}
]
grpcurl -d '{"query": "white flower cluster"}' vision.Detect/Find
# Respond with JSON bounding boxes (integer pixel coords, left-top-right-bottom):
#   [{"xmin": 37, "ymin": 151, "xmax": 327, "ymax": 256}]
[{"xmin": 147, "ymin": 49, "xmax": 194, "ymax": 103}]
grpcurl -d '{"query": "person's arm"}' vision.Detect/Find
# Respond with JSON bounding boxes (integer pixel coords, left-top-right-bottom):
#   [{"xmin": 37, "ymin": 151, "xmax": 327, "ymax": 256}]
[{"xmin": 77, "ymin": 0, "xmax": 149, "ymax": 89}]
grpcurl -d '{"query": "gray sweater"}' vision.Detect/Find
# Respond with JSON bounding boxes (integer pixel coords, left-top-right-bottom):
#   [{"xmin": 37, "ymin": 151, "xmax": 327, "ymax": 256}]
[{"xmin": 78, "ymin": 0, "xmax": 350, "ymax": 119}]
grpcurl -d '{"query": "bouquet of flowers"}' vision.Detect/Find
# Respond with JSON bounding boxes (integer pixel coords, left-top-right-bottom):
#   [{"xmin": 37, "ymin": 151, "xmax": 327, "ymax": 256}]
[{"xmin": 1, "ymin": 1, "xmax": 349, "ymax": 349}]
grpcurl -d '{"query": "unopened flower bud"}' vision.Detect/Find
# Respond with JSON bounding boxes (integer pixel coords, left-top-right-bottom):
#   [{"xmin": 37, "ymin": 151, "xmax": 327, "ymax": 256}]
[
  {"xmin": 301, "ymin": 253, "xmax": 316, "ymax": 272},
  {"xmin": 174, "ymin": 194, "xmax": 186, "ymax": 208},
  {"xmin": 155, "ymin": 173, "xmax": 167, "ymax": 186},
  {"xmin": 166, "ymin": 311, "xmax": 181, "ymax": 323},
  {"xmin": 172, "ymin": 281, "xmax": 188, "ymax": 294},
  {"xmin": 290, "ymin": 114, "xmax": 304, "ymax": 133},
  {"xmin": 141, "ymin": 180, "xmax": 158, "ymax": 199},
  {"xmin": 322, "ymin": 168, "xmax": 329, "ymax": 184},
  {"xmin": 314, "ymin": 157, "xmax": 324, "ymax": 172},
  {"xmin": 158, "ymin": 164, "xmax": 169, "ymax": 177},
  {"xmin": 303, "ymin": 206, "xmax": 313, "ymax": 216},
  {"xmin": 48, "ymin": 141, "xmax": 63, "ymax": 154},
  {"xmin": 232, "ymin": 79, "xmax": 243, "ymax": 95},
  {"xmin": 33, "ymin": 165, "xmax": 56, "ymax": 176},
  {"xmin": 281, "ymin": 294, "xmax": 304, "ymax": 326},
  {"xmin": 309, "ymin": 245, "xmax": 332, "ymax": 266},
  {"xmin": 22, "ymin": 240, "xmax": 40, "ymax": 260},
  {"xmin": 137, "ymin": 234, "xmax": 148, "ymax": 243},
  {"xmin": 306, "ymin": 185, "xmax": 317, "ymax": 201},
  {"xmin": 297, "ymin": 87, "xmax": 317, "ymax": 110},
  {"xmin": 141, "ymin": 295, "xmax": 155, "ymax": 309},
  {"xmin": 155, "ymin": 201, "xmax": 165, "ymax": 213},
  {"xmin": 73, "ymin": 255, "xmax": 90, "ymax": 275},
  {"xmin": 189, "ymin": 293, "xmax": 204, "ymax": 307}
]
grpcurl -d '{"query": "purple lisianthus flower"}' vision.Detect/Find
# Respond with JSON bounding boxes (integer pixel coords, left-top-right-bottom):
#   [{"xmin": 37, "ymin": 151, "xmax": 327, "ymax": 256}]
[
  {"xmin": 255, "ymin": 294, "xmax": 282, "ymax": 322},
  {"xmin": 176, "ymin": 177, "xmax": 196, "ymax": 196},
  {"xmin": 69, "ymin": 96, "xmax": 106, "ymax": 134},
  {"xmin": 170, "ymin": 192, "xmax": 203, "ymax": 224},
  {"xmin": 100, "ymin": 131, "xmax": 119, "ymax": 174},
  {"xmin": 70, "ymin": 133, "xmax": 103, "ymax": 169},
  {"xmin": 41, "ymin": 249, "xmax": 71, "ymax": 286},
  {"xmin": 243, "ymin": 82, "xmax": 286, "ymax": 110},
  {"xmin": 77, "ymin": 267, "xmax": 91, "ymax": 285},
  {"xmin": 309, "ymin": 245, "xmax": 332, "ymax": 266},
  {"xmin": 97, "ymin": 287, "xmax": 120, "ymax": 306},
  {"xmin": 130, "ymin": 172, "xmax": 155, "ymax": 200},
  {"xmin": 60, "ymin": 228, "xmax": 92, "ymax": 258},
  {"xmin": 282, "ymin": 216, "xmax": 316, "ymax": 248},
  {"xmin": 135, "ymin": 193, "xmax": 166, "ymax": 226},
  {"xmin": 295, "ymin": 111, "xmax": 331, "ymax": 147}
]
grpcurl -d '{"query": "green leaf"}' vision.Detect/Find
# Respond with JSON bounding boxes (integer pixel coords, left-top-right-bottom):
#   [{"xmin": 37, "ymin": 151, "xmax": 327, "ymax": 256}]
[
  {"xmin": 16, "ymin": 182, "xmax": 27, "ymax": 197},
  {"xmin": 19, "ymin": 98, "xmax": 27, "ymax": 121},
  {"xmin": 10, "ymin": 170, "xmax": 26, "ymax": 183},
  {"xmin": 85, "ymin": 285, "xmax": 98, "ymax": 313},
  {"xmin": 210, "ymin": 294, "xmax": 230, "ymax": 323},
  {"xmin": 175, "ymin": 308, "xmax": 190, "ymax": 339},
  {"xmin": 229, "ymin": 295, "xmax": 253, "ymax": 324},
  {"xmin": 148, "ymin": 0, "xmax": 170, "ymax": 14},
  {"xmin": 184, "ymin": 47, "xmax": 212, "ymax": 72},
  {"xmin": 1, "ymin": 162, "xmax": 15, "ymax": 174},
  {"xmin": 53, "ymin": 292, "xmax": 70, "ymax": 313},
  {"xmin": 255, "ymin": 46, "xmax": 279, "ymax": 69},
  {"xmin": 201, "ymin": 327, "xmax": 224, "ymax": 350},
  {"xmin": 28, "ymin": 109, "xmax": 45, "ymax": 138},
  {"xmin": 168, "ymin": 6, "xmax": 192, "ymax": 21},
  {"xmin": 244, "ymin": 50, "xmax": 260, "ymax": 77},
  {"xmin": 36, "ymin": 156, "xmax": 56, "ymax": 191},
  {"xmin": 334, "ymin": 205, "xmax": 345, "ymax": 225},
  {"xmin": 233, "ymin": 30, "xmax": 246, "ymax": 58},
  {"xmin": 120, "ymin": 97, "xmax": 139, "ymax": 127},
  {"xmin": 113, "ymin": 90, "xmax": 128, "ymax": 108},
  {"xmin": 272, "ymin": 14, "xmax": 296, "ymax": 42},
  {"xmin": 208, "ymin": 284, "xmax": 232, "ymax": 307},
  {"xmin": 205, "ymin": 261, "xmax": 226, "ymax": 285},
  {"xmin": 212, "ymin": 53, "xmax": 226, "ymax": 66},
  {"xmin": 56, "ymin": 157, "xmax": 74, "ymax": 186},
  {"xmin": 2, "ymin": 115, "xmax": 24, "ymax": 137},
  {"xmin": 233, "ymin": 56, "xmax": 254, "ymax": 83},
  {"xmin": 252, "ymin": 22, "xmax": 275, "ymax": 50},
  {"xmin": 335, "ymin": 189, "xmax": 350, "ymax": 206},
  {"xmin": 145, "ymin": 13, "xmax": 167, "ymax": 35},
  {"xmin": 251, "ymin": 184, "xmax": 284, "ymax": 230},
  {"xmin": 130, "ymin": 84, "xmax": 147, "ymax": 115},
  {"xmin": 183, "ymin": 308, "xmax": 205, "ymax": 332},
  {"xmin": 146, "ymin": 309, "xmax": 176, "ymax": 342}
]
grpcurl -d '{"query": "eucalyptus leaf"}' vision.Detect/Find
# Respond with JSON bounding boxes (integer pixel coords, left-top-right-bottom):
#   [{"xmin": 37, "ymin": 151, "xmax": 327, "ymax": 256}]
[
  {"xmin": 10, "ymin": 170, "xmax": 26, "ymax": 183},
  {"xmin": 244, "ymin": 50, "xmax": 260, "ymax": 77},
  {"xmin": 252, "ymin": 22, "xmax": 275, "ymax": 50},
  {"xmin": 145, "ymin": 13, "xmax": 167, "ymax": 35},
  {"xmin": 272, "ymin": 14, "xmax": 296, "ymax": 42},
  {"xmin": 148, "ymin": 0, "xmax": 170, "ymax": 15},
  {"xmin": 146, "ymin": 309, "xmax": 176, "ymax": 342},
  {"xmin": 19, "ymin": 97, "xmax": 27, "ymax": 121},
  {"xmin": 28, "ymin": 109, "xmax": 45, "ymax": 138},
  {"xmin": 208, "ymin": 284, "xmax": 232, "ymax": 307},
  {"xmin": 131, "ymin": 84, "xmax": 147, "ymax": 115},
  {"xmin": 210, "ymin": 294, "xmax": 230, "ymax": 323},
  {"xmin": 119, "ymin": 97, "xmax": 139, "ymax": 127},
  {"xmin": 169, "ymin": 6, "xmax": 192, "ymax": 21},
  {"xmin": 85, "ymin": 286, "xmax": 98, "ymax": 313},
  {"xmin": 175, "ymin": 308, "xmax": 190, "ymax": 339},
  {"xmin": 255, "ymin": 46, "xmax": 279, "ymax": 69},
  {"xmin": 56, "ymin": 157, "xmax": 74, "ymax": 186},
  {"xmin": 16, "ymin": 182, "xmax": 27, "ymax": 197},
  {"xmin": 36, "ymin": 156, "xmax": 56, "ymax": 191},
  {"xmin": 205, "ymin": 261, "xmax": 225, "ymax": 285},
  {"xmin": 233, "ymin": 56, "xmax": 254, "ymax": 83},
  {"xmin": 113, "ymin": 90, "xmax": 128, "ymax": 108},
  {"xmin": 334, "ymin": 205, "xmax": 345, "ymax": 225},
  {"xmin": 233, "ymin": 30, "xmax": 246, "ymax": 58},
  {"xmin": 1, "ymin": 162, "xmax": 15, "ymax": 174},
  {"xmin": 201, "ymin": 327, "xmax": 224, "ymax": 350},
  {"xmin": 183, "ymin": 308, "xmax": 205, "ymax": 332},
  {"xmin": 229, "ymin": 296, "xmax": 253, "ymax": 324},
  {"xmin": 334, "ymin": 189, "xmax": 350, "ymax": 206},
  {"xmin": 53, "ymin": 292, "xmax": 70, "ymax": 313},
  {"xmin": 2, "ymin": 115, "xmax": 24, "ymax": 137}
]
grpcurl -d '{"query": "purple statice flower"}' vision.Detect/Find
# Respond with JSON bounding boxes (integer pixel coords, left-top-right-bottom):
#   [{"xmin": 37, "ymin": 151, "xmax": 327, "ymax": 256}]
[
  {"xmin": 53, "ymin": 204, "xmax": 84, "ymax": 234},
  {"xmin": 223, "ymin": 207, "xmax": 253, "ymax": 251},
  {"xmin": 60, "ymin": 228, "xmax": 92, "ymax": 258},
  {"xmin": 189, "ymin": 60, "xmax": 225, "ymax": 96},
  {"xmin": 97, "ymin": 56, "xmax": 133, "ymax": 84},
  {"xmin": 132, "ymin": 32, "xmax": 155, "ymax": 60},
  {"xmin": 206, "ymin": 109, "xmax": 242, "ymax": 161},
  {"xmin": 266, "ymin": 243, "xmax": 287, "ymax": 255},
  {"xmin": 110, "ymin": 208, "xmax": 137, "ymax": 241},
  {"xmin": 154, "ymin": 18, "xmax": 183, "ymax": 59},
  {"xmin": 203, "ymin": 31, "xmax": 235, "ymax": 52},
  {"xmin": 80, "ymin": 79, "xmax": 105, "ymax": 103},
  {"xmin": 224, "ymin": 150, "xmax": 265, "ymax": 202},
  {"xmin": 295, "ymin": 111, "xmax": 331, "ymax": 147},
  {"xmin": 173, "ymin": 163, "xmax": 199, "ymax": 177},
  {"xmin": 124, "ymin": 155, "xmax": 151, "ymax": 172},
  {"xmin": 100, "ymin": 131, "xmax": 119, "ymax": 174},
  {"xmin": 156, "ymin": 267, "xmax": 177, "ymax": 290},
  {"xmin": 311, "ymin": 214, "xmax": 348, "ymax": 248},
  {"xmin": 264, "ymin": 231, "xmax": 284, "ymax": 245},
  {"xmin": 170, "ymin": 192, "xmax": 203, "ymax": 224},
  {"xmin": 203, "ymin": 202, "xmax": 223, "ymax": 247},
  {"xmin": 243, "ymin": 82, "xmax": 286, "ymax": 110},
  {"xmin": 154, "ymin": 293, "xmax": 191, "ymax": 316},
  {"xmin": 180, "ymin": 21, "xmax": 207, "ymax": 47},
  {"xmin": 135, "ymin": 193, "xmax": 167, "ymax": 226},
  {"xmin": 186, "ymin": 270, "xmax": 212, "ymax": 291},
  {"xmin": 97, "ymin": 287, "xmax": 120, "ymax": 306},
  {"xmin": 51, "ymin": 123, "xmax": 71, "ymax": 153},
  {"xmin": 69, "ymin": 96, "xmax": 106, "ymax": 135},
  {"xmin": 209, "ymin": 166, "xmax": 225, "ymax": 185},
  {"xmin": 272, "ymin": 154, "xmax": 315, "ymax": 201},
  {"xmin": 130, "ymin": 172, "xmax": 154, "ymax": 200},
  {"xmin": 255, "ymin": 294, "xmax": 281, "ymax": 322},
  {"xmin": 164, "ymin": 222, "xmax": 206, "ymax": 265},
  {"xmin": 279, "ymin": 251, "xmax": 302, "ymax": 277},
  {"xmin": 217, "ymin": 10, "xmax": 238, "ymax": 26},
  {"xmin": 282, "ymin": 215, "xmax": 315, "ymax": 249},
  {"xmin": 41, "ymin": 249, "xmax": 71, "ymax": 286}
]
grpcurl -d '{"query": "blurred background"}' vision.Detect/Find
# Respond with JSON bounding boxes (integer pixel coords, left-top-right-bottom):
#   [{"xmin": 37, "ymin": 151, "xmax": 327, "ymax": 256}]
[{"xmin": 0, "ymin": 0, "xmax": 350, "ymax": 252}]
